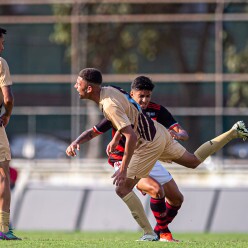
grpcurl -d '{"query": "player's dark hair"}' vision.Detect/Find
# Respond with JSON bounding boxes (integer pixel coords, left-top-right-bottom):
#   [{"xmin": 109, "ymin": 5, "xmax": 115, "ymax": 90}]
[
  {"xmin": 131, "ymin": 76, "xmax": 155, "ymax": 91},
  {"xmin": 0, "ymin": 28, "xmax": 7, "ymax": 36},
  {"xmin": 0, "ymin": 27, "xmax": 7, "ymax": 37},
  {"xmin": 78, "ymin": 68, "xmax": 102, "ymax": 85}
]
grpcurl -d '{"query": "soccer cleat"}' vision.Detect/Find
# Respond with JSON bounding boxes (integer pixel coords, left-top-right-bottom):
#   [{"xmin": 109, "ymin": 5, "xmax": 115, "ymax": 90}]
[
  {"xmin": 137, "ymin": 233, "xmax": 159, "ymax": 241},
  {"xmin": 159, "ymin": 232, "xmax": 179, "ymax": 242},
  {"xmin": 0, "ymin": 228, "xmax": 21, "ymax": 240},
  {"xmin": 232, "ymin": 121, "xmax": 248, "ymax": 141}
]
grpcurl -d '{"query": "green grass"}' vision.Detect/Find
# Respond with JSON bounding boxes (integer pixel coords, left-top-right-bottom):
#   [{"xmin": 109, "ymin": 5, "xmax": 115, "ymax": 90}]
[{"xmin": 1, "ymin": 231, "xmax": 248, "ymax": 248}]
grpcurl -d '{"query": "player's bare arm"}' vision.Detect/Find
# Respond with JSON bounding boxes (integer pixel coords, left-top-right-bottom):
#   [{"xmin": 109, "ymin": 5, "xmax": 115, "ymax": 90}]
[
  {"xmin": 0, "ymin": 85, "xmax": 14, "ymax": 127},
  {"xmin": 66, "ymin": 128, "xmax": 100, "ymax": 157},
  {"xmin": 169, "ymin": 125, "xmax": 189, "ymax": 141},
  {"xmin": 112, "ymin": 125, "xmax": 137, "ymax": 186}
]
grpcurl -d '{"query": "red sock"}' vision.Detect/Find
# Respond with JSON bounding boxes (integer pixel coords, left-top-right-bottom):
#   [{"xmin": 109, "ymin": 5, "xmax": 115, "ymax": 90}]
[
  {"xmin": 154, "ymin": 223, "xmax": 160, "ymax": 236},
  {"xmin": 150, "ymin": 197, "xmax": 169, "ymax": 233},
  {"xmin": 164, "ymin": 201, "xmax": 181, "ymax": 229},
  {"xmin": 150, "ymin": 198, "xmax": 181, "ymax": 234}
]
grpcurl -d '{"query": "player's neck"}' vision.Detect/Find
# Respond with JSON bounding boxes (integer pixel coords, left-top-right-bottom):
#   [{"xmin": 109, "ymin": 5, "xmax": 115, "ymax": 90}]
[{"xmin": 88, "ymin": 87, "xmax": 101, "ymax": 104}]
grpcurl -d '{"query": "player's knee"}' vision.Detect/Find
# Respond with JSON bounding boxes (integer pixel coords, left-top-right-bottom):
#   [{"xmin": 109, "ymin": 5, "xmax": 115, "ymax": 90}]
[
  {"xmin": 194, "ymin": 162, "xmax": 201, "ymax": 169},
  {"xmin": 115, "ymin": 186, "xmax": 123, "ymax": 197},
  {"xmin": 176, "ymin": 192, "xmax": 184, "ymax": 206},
  {"xmin": 170, "ymin": 193, "xmax": 184, "ymax": 207},
  {"xmin": 188, "ymin": 159, "xmax": 201, "ymax": 169},
  {"xmin": 189, "ymin": 164, "xmax": 198, "ymax": 169},
  {"xmin": 115, "ymin": 186, "xmax": 130, "ymax": 198}
]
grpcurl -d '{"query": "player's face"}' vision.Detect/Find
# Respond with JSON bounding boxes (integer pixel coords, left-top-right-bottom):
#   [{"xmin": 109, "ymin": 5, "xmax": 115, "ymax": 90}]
[
  {"xmin": 130, "ymin": 89, "xmax": 152, "ymax": 109},
  {"xmin": 74, "ymin": 76, "xmax": 88, "ymax": 99},
  {"xmin": 0, "ymin": 36, "xmax": 4, "ymax": 53}
]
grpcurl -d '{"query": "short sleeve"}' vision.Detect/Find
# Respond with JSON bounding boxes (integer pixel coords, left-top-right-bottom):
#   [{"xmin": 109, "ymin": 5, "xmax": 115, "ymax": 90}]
[
  {"xmin": 103, "ymin": 101, "xmax": 131, "ymax": 131},
  {"xmin": 0, "ymin": 58, "xmax": 12, "ymax": 88},
  {"xmin": 157, "ymin": 105, "xmax": 178, "ymax": 129}
]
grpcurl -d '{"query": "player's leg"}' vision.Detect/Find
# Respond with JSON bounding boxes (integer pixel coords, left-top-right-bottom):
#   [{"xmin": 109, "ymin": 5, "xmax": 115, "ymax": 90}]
[
  {"xmin": 137, "ymin": 176, "xmax": 166, "ymax": 237},
  {"xmin": 0, "ymin": 160, "xmax": 11, "ymax": 234},
  {"xmin": 116, "ymin": 134, "xmax": 166, "ymax": 241},
  {"xmin": 116, "ymin": 177, "xmax": 158, "ymax": 241},
  {"xmin": 157, "ymin": 178, "xmax": 182, "ymax": 242},
  {"xmin": 0, "ymin": 125, "xmax": 11, "ymax": 237},
  {"xmin": 0, "ymin": 127, "xmax": 21, "ymax": 240},
  {"xmin": 173, "ymin": 150, "xmax": 200, "ymax": 169},
  {"xmin": 144, "ymin": 162, "xmax": 182, "ymax": 242},
  {"xmin": 137, "ymin": 176, "xmax": 180, "ymax": 241},
  {"xmin": 194, "ymin": 120, "xmax": 248, "ymax": 162},
  {"xmin": 163, "ymin": 178, "xmax": 183, "ymax": 207},
  {"xmin": 170, "ymin": 121, "xmax": 248, "ymax": 169},
  {"xmin": 136, "ymin": 177, "xmax": 164, "ymax": 199}
]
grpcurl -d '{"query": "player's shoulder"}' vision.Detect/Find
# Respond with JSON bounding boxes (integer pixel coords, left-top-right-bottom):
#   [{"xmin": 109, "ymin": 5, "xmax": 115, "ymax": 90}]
[
  {"xmin": 0, "ymin": 57, "xmax": 3, "ymax": 67},
  {"xmin": 102, "ymin": 85, "xmax": 124, "ymax": 96},
  {"xmin": 147, "ymin": 101, "xmax": 161, "ymax": 110},
  {"xmin": 102, "ymin": 86, "xmax": 128, "ymax": 104},
  {"xmin": 0, "ymin": 57, "xmax": 9, "ymax": 70},
  {"xmin": 0, "ymin": 57, "xmax": 8, "ymax": 65},
  {"xmin": 100, "ymin": 89, "xmax": 119, "ymax": 111}
]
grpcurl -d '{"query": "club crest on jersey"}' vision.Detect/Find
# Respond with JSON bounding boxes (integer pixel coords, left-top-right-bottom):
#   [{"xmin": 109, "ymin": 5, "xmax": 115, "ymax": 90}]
[{"xmin": 146, "ymin": 112, "xmax": 156, "ymax": 117}]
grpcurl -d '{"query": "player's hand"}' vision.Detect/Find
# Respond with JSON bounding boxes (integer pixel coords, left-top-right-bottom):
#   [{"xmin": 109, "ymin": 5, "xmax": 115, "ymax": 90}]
[
  {"xmin": 112, "ymin": 169, "xmax": 127, "ymax": 186},
  {"xmin": 106, "ymin": 140, "xmax": 118, "ymax": 155},
  {"xmin": 66, "ymin": 141, "xmax": 80, "ymax": 157},
  {"xmin": 0, "ymin": 115, "xmax": 10, "ymax": 127},
  {"xmin": 169, "ymin": 130, "xmax": 181, "ymax": 140}
]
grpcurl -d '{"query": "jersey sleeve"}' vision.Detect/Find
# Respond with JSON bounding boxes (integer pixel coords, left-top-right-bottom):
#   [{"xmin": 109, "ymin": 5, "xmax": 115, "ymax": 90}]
[
  {"xmin": 93, "ymin": 118, "xmax": 113, "ymax": 134},
  {"xmin": 157, "ymin": 105, "xmax": 179, "ymax": 130},
  {"xmin": 103, "ymin": 101, "xmax": 131, "ymax": 131},
  {"xmin": 0, "ymin": 59, "xmax": 12, "ymax": 88}
]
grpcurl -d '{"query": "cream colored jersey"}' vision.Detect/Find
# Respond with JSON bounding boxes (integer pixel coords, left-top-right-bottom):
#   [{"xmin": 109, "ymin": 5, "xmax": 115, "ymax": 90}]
[
  {"xmin": 99, "ymin": 86, "xmax": 156, "ymax": 141},
  {"xmin": 0, "ymin": 57, "xmax": 12, "ymax": 109},
  {"xmin": 99, "ymin": 86, "xmax": 186, "ymax": 179}
]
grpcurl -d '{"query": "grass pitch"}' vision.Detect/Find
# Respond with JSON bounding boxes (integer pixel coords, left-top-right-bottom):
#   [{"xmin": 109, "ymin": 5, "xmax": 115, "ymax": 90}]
[{"xmin": 1, "ymin": 231, "xmax": 248, "ymax": 248}]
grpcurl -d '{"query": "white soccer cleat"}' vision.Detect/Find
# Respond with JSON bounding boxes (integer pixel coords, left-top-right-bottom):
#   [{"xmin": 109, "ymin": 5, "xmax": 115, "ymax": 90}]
[
  {"xmin": 137, "ymin": 233, "xmax": 159, "ymax": 241},
  {"xmin": 232, "ymin": 121, "xmax": 248, "ymax": 141}
]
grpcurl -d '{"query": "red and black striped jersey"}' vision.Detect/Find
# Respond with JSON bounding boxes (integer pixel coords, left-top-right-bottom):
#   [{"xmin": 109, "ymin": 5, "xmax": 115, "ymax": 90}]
[
  {"xmin": 145, "ymin": 102, "xmax": 179, "ymax": 131},
  {"xmin": 93, "ymin": 101, "xmax": 179, "ymax": 166}
]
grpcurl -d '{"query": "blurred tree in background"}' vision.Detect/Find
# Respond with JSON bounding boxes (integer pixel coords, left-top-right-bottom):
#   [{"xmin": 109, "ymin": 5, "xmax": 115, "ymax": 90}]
[
  {"xmin": 50, "ymin": 3, "xmax": 161, "ymax": 73},
  {"xmin": 224, "ymin": 4, "xmax": 248, "ymax": 108},
  {"xmin": 50, "ymin": 2, "xmax": 248, "ymax": 152},
  {"xmin": 225, "ymin": 44, "xmax": 248, "ymax": 107},
  {"xmin": 50, "ymin": 2, "xmax": 215, "ymax": 106}
]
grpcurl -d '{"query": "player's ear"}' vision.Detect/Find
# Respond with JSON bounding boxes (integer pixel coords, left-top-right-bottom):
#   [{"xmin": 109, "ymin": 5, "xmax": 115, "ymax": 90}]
[
  {"xmin": 87, "ymin": 85, "xmax": 93, "ymax": 93},
  {"xmin": 130, "ymin": 90, "xmax": 134, "ymax": 97}
]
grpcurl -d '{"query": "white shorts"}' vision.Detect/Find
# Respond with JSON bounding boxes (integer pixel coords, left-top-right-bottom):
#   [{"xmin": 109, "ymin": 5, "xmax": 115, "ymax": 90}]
[
  {"xmin": 113, "ymin": 160, "xmax": 172, "ymax": 185},
  {"xmin": 149, "ymin": 161, "xmax": 172, "ymax": 185}
]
